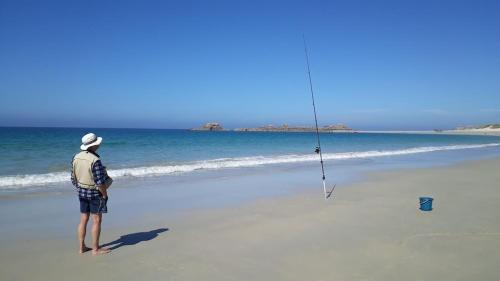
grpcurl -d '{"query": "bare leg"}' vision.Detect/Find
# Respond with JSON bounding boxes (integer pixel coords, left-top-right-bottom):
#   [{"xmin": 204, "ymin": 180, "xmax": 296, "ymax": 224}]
[
  {"xmin": 91, "ymin": 213, "xmax": 110, "ymax": 255},
  {"xmin": 77, "ymin": 213, "xmax": 91, "ymax": 253}
]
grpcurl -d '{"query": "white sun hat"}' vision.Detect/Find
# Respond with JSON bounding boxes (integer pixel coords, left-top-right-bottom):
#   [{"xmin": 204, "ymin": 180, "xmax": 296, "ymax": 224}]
[{"xmin": 80, "ymin": 133, "xmax": 103, "ymax": 150}]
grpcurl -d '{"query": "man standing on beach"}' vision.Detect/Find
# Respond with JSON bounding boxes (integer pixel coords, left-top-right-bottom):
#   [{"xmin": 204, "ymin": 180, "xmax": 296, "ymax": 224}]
[{"xmin": 71, "ymin": 133, "xmax": 112, "ymax": 255}]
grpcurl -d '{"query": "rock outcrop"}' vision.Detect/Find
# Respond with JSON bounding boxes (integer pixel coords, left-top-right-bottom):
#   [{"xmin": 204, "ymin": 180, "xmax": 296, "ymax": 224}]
[
  {"xmin": 192, "ymin": 122, "xmax": 354, "ymax": 132},
  {"xmin": 456, "ymin": 124, "xmax": 500, "ymax": 130},
  {"xmin": 234, "ymin": 123, "xmax": 353, "ymax": 132},
  {"xmin": 191, "ymin": 122, "xmax": 224, "ymax": 131}
]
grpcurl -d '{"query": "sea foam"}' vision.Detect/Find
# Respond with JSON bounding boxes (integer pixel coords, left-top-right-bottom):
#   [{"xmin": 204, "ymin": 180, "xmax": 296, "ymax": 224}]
[{"xmin": 1, "ymin": 143, "xmax": 498, "ymax": 189}]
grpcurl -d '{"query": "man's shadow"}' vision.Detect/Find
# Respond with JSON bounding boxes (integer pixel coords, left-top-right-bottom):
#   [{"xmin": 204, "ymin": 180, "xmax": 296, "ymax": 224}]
[{"xmin": 102, "ymin": 228, "xmax": 169, "ymax": 250}]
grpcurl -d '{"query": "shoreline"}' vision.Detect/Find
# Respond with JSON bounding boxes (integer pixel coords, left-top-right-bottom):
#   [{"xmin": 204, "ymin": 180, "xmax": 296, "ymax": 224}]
[
  {"xmin": 358, "ymin": 129, "xmax": 500, "ymax": 136},
  {"xmin": 1, "ymin": 156, "xmax": 500, "ymax": 280},
  {"xmin": 2, "ymin": 138, "xmax": 500, "ymax": 192}
]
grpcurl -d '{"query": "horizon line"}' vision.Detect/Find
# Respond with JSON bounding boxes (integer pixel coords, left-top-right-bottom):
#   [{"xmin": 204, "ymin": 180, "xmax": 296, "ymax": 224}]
[{"xmin": 0, "ymin": 125, "xmax": 464, "ymax": 131}]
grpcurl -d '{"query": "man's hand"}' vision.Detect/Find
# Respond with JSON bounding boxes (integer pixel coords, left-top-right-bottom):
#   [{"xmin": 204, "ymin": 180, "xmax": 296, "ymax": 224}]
[{"xmin": 97, "ymin": 184, "xmax": 108, "ymax": 198}]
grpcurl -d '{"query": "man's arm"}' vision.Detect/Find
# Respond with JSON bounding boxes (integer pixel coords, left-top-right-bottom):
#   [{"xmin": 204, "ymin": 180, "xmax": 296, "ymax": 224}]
[
  {"xmin": 97, "ymin": 184, "xmax": 108, "ymax": 198},
  {"xmin": 70, "ymin": 159, "xmax": 78, "ymax": 188},
  {"xmin": 92, "ymin": 160, "xmax": 109, "ymax": 198}
]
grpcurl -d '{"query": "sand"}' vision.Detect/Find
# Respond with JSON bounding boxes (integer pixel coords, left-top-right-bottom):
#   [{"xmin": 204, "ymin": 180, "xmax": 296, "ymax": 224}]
[
  {"xmin": 1, "ymin": 158, "xmax": 500, "ymax": 281},
  {"xmin": 443, "ymin": 128, "xmax": 500, "ymax": 136}
]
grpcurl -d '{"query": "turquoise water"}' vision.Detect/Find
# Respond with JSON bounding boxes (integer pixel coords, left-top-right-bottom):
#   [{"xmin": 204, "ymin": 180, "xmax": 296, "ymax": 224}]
[{"xmin": 1, "ymin": 127, "xmax": 500, "ymax": 190}]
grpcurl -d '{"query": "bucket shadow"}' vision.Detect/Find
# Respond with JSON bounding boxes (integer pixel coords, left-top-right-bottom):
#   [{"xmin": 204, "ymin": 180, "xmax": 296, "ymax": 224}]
[{"xmin": 102, "ymin": 228, "xmax": 169, "ymax": 250}]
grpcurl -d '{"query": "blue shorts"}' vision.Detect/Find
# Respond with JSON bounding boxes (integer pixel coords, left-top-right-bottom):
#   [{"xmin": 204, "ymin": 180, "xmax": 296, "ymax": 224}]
[{"xmin": 79, "ymin": 197, "xmax": 108, "ymax": 214}]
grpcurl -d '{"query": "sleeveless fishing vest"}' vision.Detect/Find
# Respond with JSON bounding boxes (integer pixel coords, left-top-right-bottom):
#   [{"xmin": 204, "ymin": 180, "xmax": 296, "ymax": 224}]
[{"xmin": 72, "ymin": 151, "xmax": 100, "ymax": 189}]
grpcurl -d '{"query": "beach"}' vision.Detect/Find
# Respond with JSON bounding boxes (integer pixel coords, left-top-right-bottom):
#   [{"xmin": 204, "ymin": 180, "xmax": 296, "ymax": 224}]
[
  {"xmin": 2, "ymin": 0, "xmax": 500, "ymax": 280},
  {"xmin": 1, "ymin": 156, "xmax": 500, "ymax": 281}
]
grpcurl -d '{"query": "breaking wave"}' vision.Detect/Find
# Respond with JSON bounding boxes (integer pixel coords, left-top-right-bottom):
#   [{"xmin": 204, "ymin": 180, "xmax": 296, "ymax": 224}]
[{"xmin": 1, "ymin": 143, "xmax": 499, "ymax": 189}]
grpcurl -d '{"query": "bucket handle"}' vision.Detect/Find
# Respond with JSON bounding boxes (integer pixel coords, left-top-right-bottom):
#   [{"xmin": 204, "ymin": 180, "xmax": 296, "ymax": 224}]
[{"xmin": 420, "ymin": 199, "xmax": 431, "ymax": 205}]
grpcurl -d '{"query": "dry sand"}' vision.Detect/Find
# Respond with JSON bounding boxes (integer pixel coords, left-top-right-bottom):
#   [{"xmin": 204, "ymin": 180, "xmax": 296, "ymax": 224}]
[
  {"xmin": 443, "ymin": 128, "xmax": 500, "ymax": 136},
  {"xmin": 1, "ymin": 158, "xmax": 500, "ymax": 281}
]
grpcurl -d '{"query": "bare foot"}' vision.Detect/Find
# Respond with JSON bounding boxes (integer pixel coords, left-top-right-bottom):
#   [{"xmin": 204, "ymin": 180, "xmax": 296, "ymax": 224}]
[
  {"xmin": 92, "ymin": 248, "xmax": 111, "ymax": 255},
  {"xmin": 79, "ymin": 246, "xmax": 92, "ymax": 254}
]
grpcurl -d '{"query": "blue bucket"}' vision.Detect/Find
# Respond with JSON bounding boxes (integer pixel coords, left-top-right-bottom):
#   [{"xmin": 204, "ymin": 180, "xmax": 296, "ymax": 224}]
[{"xmin": 419, "ymin": 197, "xmax": 433, "ymax": 211}]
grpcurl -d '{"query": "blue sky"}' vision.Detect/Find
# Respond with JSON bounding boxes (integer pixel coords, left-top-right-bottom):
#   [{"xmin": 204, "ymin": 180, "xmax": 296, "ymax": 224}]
[{"xmin": 1, "ymin": 0, "xmax": 499, "ymax": 130}]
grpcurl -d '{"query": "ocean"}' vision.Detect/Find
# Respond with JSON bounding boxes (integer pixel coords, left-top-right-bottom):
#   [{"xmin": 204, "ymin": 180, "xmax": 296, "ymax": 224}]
[{"xmin": 1, "ymin": 127, "xmax": 500, "ymax": 192}]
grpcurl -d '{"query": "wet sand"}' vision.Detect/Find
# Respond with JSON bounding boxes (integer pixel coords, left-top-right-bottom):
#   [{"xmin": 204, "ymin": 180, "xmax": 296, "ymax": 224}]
[{"xmin": 1, "ymin": 157, "xmax": 500, "ymax": 281}]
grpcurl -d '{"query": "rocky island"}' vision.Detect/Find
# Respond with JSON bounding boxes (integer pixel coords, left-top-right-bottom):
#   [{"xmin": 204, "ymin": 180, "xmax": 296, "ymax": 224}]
[
  {"xmin": 192, "ymin": 122, "xmax": 354, "ymax": 132},
  {"xmin": 234, "ymin": 123, "xmax": 353, "ymax": 132},
  {"xmin": 191, "ymin": 122, "xmax": 224, "ymax": 131}
]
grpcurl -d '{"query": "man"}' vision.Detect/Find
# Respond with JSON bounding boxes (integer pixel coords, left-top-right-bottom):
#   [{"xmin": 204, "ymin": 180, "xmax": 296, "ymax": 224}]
[{"xmin": 71, "ymin": 133, "xmax": 112, "ymax": 255}]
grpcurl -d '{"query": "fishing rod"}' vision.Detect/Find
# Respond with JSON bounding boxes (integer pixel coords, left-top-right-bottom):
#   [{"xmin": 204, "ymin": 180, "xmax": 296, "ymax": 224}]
[{"xmin": 303, "ymin": 36, "xmax": 335, "ymax": 200}]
